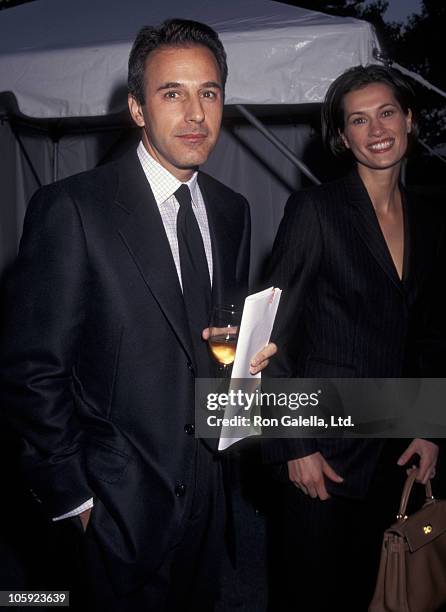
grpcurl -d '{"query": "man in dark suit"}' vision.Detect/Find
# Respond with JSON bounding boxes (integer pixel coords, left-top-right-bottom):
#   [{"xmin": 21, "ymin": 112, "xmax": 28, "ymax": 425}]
[{"xmin": 0, "ymin": 19, "xmax": 275, "ymax": 611}]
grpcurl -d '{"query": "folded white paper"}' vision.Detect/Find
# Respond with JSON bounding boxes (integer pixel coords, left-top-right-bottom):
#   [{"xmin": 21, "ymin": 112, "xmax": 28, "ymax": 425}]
[
  {"xmin": 231, "ymin": 286, "xmax": 282, "ymax": 380},
  {"xmin": 218, "ymin": 286, "xmax": 282, "ymax": 451}
]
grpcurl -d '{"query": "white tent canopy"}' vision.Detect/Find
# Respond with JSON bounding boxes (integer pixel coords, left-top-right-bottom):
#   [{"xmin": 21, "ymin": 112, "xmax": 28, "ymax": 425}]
[
  {"xmin": 0, "ymin": 0, "xmax": 379, "ymax": 284},
  {"xmin": 0, "ymin": 0, "xmax": 378, "ymax": 118}
]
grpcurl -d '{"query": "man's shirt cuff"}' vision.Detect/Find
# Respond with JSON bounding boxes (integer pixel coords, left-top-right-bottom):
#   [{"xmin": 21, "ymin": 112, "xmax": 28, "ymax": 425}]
[{"xmin": 52, "ymin": 497, "xmax": 94, "ymax": 521}]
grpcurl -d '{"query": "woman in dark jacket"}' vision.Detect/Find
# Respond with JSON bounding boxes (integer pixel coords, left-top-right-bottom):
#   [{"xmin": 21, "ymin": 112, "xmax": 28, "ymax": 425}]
[{"xmin": 265, "ymin": 65, "xmax": 445, "ymax": 611}]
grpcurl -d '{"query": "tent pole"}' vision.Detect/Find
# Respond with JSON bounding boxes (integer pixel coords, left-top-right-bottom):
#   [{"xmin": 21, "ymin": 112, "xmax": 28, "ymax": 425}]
[
  {"xmin": 235, "ymin": 104, "xmax": 320, "ymax": 186},
  {"xmin": 8, "ymin": 118, "xmax": 42, "ymax": 188},
  {"xmin": 52, "ymin": 137, "xmax": 59, "ymax": 182}
]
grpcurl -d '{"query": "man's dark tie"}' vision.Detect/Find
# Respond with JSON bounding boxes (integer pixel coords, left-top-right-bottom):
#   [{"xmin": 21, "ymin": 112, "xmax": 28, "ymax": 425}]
[{"xmin": 175, "ymin": 183, "xmax": 212, "ymax": 376}]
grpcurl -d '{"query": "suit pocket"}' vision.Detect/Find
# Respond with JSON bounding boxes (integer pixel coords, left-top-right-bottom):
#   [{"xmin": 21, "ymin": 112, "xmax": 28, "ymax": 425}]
[
  {"xmin": 304, "ymin": 357, "xmax": 356, "ymax": 377},
  {"xmin": 85, "ymin": 440, "xmax": 131, "ymax": 484}
]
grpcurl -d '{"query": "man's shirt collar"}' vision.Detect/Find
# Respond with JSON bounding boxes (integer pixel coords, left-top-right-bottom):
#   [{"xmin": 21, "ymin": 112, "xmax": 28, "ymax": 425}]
[{"xmin": 137, "ymin": 141, "xmax": 199, "ymax": 206}]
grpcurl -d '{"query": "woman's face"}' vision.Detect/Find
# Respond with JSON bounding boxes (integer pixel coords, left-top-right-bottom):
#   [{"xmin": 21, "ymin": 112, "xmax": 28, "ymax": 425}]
[{"xmin": 340, "ymin": 82, "xmax": 412, "ymax": 172}]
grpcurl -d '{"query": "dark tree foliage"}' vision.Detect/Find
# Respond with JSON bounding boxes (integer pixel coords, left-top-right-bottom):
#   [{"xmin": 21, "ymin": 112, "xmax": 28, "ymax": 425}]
[
  {"xmin": 395, "ymin": 1, "xmax": 446, "ymax": 146},
  {"xmin": 0, "ymin": 0, "xmax": 36, "ymax": 9},
  {"xmin": 277, "ymin": 0, "xmax": 367, "ymax": 17},
  {"xmin": 276, "ymin": 0, "xmax": 386, "ymax": 19}
]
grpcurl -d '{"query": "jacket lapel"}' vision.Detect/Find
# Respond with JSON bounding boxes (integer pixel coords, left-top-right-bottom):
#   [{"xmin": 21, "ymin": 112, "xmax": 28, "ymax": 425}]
[
  {"xmin": 113, "ymin": 151, "xmax": 195, "ymax": 364},
  {"xmin": 198, "ymin": 173, "xmax": 241, "ymax": 310},
  {"xmin": 344, "ymin": 170, "xmax": 404, "ymax": 295}
]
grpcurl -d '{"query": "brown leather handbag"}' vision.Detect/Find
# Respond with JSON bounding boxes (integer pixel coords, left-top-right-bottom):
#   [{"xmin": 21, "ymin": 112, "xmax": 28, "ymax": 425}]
[{"xmin": 369, "ymin": 472, "xmax": 446, "ymax": 612}]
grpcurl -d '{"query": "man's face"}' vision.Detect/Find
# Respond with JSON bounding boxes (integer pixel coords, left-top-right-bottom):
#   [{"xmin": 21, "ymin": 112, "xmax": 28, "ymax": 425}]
[{"xmin": 128, "ymin": 44, "xmax": 224, "ymax": 181}]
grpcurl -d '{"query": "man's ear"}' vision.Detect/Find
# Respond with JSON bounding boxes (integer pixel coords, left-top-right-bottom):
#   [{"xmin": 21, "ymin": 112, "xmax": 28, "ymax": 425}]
[{"xmin": 128, "ymin": 94, "xmax": 145, "ymax": 128}]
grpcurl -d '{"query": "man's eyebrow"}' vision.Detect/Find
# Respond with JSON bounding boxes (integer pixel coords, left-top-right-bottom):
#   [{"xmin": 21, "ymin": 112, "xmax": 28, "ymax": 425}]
[
  {"xmin": 201, "ymin": 81, "xmax": 222, "ymax": 90},
  {"xmin": 156, "ymin": 81, "xmax": 222, "ymax": 92},
  {"xmin": 157, "ymin": 82, "xmax": 182, "ymax": 91}
]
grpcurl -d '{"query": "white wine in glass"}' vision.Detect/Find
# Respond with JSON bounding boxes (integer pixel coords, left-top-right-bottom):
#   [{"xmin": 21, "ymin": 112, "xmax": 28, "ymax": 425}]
[{"xmin": 208, "ymin": 305, "xmax": 241, "ymax": 374}]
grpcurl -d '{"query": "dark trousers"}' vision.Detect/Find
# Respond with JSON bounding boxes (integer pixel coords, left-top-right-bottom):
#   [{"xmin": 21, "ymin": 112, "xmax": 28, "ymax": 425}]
[
  {"xmin": 64, "ymin": 441, "xmax": 225, "ymax": 612},
  {"xmin": 267, "ymin": 440, "xmax": 427, "ymax": 612}
]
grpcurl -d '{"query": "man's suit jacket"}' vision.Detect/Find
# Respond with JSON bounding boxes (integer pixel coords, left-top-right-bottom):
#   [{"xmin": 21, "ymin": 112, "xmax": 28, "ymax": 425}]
[
  {"xmin": 264, "ymin": 169, "xmax": 445, "ymax": 498},
  {"xmin": 0, "ymin": 150, "xmax": 250, "ymax": 593}
]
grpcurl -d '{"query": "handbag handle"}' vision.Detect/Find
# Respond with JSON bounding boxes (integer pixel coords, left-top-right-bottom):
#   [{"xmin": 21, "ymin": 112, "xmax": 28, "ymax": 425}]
[{"xmin": 397, "ymin": 472, "xmax": 434, "ymax": 519}]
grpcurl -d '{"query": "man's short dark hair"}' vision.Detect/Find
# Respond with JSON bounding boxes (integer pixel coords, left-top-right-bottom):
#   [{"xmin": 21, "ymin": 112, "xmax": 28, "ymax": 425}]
[
  {"xmin": 128, "ymin": 18, "xmax": 228, "ymax": 104},
  {"xmin": 322, "ymin": 64, "xmax": 418, "ymax": 158}
]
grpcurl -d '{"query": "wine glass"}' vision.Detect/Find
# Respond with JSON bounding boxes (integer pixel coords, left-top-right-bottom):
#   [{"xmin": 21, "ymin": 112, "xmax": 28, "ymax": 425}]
[{"xmin": 208, "ymin": 305, "xmax": 241, "ymax": 376}]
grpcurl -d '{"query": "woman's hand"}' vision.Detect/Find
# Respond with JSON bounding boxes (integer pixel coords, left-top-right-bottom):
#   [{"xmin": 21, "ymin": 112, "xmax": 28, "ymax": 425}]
[
  {"xmin": 397, "ymin": 439, "xmax": 439, "ymax": 484},
  {"xmin": 287, "ymin": 452, "xmax": 344, "ymax": 500}
]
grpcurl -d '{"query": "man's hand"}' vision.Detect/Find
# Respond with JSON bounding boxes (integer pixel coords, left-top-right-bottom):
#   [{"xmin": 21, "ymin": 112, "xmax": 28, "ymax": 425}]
[
  {"xmin": 79, "ymin": 508, "xmax": 92, "ymax": 532},
  {"xmin": 397, "ymin": 438, "xmax": 439, "ymax": 485},
  {"xmin": 202, "ymin": 326, "xmax": 238, "ymax": 340},
  {"xmin": 202, "ymin": 327, "xmax": 277, "ymax": 375},
  {"xmin": 248, "ymin": 342, "xmax": 277, "ymax": 375},
  {"xmin": 287, "ymin": 452, "xmax": 343, "ymax": 500}
]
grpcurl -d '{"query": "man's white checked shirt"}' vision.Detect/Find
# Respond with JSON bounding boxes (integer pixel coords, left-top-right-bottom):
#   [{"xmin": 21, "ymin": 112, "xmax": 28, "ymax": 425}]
[
  {"xmin": 137, "ymin": 141, "xmax": 213, "ymax": 288},
  {"xmin": 52, "ymin": 143, "xmax": 213, "ymax": 522}
]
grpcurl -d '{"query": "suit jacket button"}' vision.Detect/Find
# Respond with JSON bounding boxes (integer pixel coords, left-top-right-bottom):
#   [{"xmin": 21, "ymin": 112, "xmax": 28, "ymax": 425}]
[
  {"xmin": 184, "ymin": 424, "xmax": 195, "ymax": 435},
  {"xmin": 175, "ymin": 483, "xmax": 186, "ymax": 497},
  {"xmin": 187, "ymin": 361, "xmax": 194, "ymax": 372}
]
